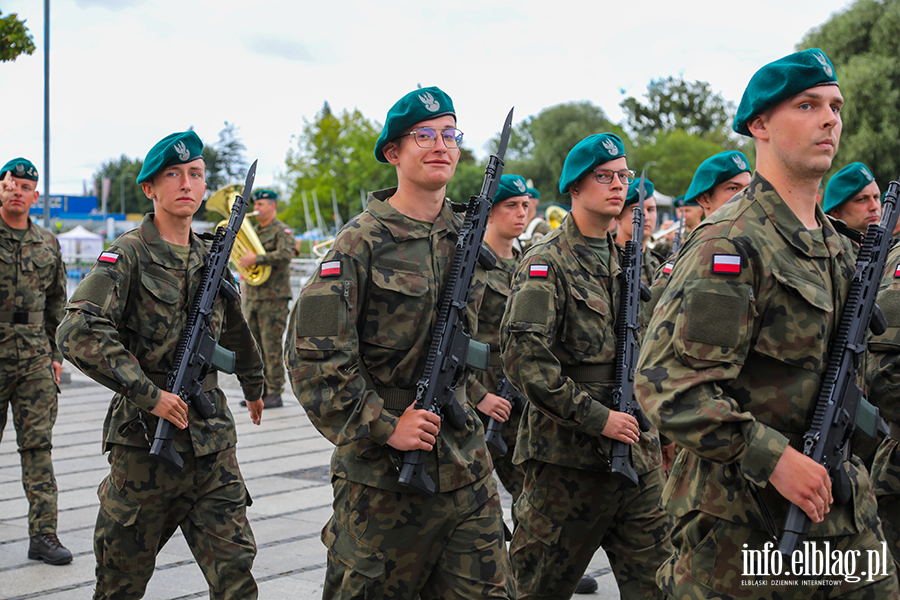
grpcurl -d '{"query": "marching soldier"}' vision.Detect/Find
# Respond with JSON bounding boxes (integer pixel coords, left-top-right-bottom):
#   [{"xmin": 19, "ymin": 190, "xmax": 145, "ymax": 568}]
[
  {"xmin": 824, "ymin": 162, "xmax": 882, "ymax": 235},
  {"xmin": 614, "ymin": 177, "xmax": 662, "ymax": 287},
  {"xmin": 0, "ymin": 158, "xmax": 71, "ymax": 565},
  {"xmin": 58, "ymin": 131, "xmax": 266, "ymax": 599}
]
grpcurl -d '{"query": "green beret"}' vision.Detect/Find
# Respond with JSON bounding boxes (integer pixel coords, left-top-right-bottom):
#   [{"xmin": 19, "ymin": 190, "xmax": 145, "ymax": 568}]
[
  {"xmin": 823, "ymin": 162, "xmax": 876, "ymax": 213},
  {"xmin": 1, "ymin": 157, "xmax": 38, "ymax": 182},
  {"xmin": 683, "ymin": 195, "xmax": 702, "ymax": 208},
  {"xmin": 684, "ymin": 151, "xmax": 751, "ymax": 203},
  {"xmin": 252, "ymin": 189, "xmax": 278, "ymax": 201},
  {"xmin": 733, "ymin": 48, "xmax": 838, "ymax": 137},
  {"xmin": 624, "ymin": 178, "xmax": 654, "ymax": 208},
  {"xmin": 559, "ymin": 133, "xmax": 626, "ymax": 194},
  {"xmin": 526, "ymin": 186, "xmax": 540, "ymax": 199},
  {"xmin": 137, "ymin": 131, "xmax": 204, "ymax": 184},
  {"xmin": 494, "ymin": 174, "xmax": 529, "ymax": 204},
  {"xmin": 672, "ymin": 194, "xmax": 685, "ymax": 208},
  {"xmin": 374, "ymin": 86, "xmax": 456, "ymax": 164}
]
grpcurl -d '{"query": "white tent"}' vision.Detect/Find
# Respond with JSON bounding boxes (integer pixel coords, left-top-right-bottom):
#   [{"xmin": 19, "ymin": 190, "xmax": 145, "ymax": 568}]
[{"xmin": 57, "ymin": 225, "xmax": 103, "ymax": 264}]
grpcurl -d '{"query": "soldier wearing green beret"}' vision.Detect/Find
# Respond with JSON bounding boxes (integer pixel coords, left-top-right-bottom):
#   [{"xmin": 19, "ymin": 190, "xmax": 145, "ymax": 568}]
[
  {"xmin": 237, "ymin": 188, "xmax": 294, "ymax": 409},
  {"xmin": 0, "ymin": 158, "xmax": 71, "ymax": 565},
  {"xmin": 636, "ymin": 49, "xmax": 899, "ymax": 597},
  {"xmin": 57, "ymin": 131, "xmax": 266, "ymax": 599},
  {"xmin": 685, "ymin": 150, "xmax": 752, "ymax": 218},
  {"xmin": 824, "ymin": 162, "xmax": 882, "ymax": 235},
  {"xmin": 501, "ymin": 132, "xmax": 673, "ymax": 599},
  {"xmin": 614, "ymin": 177, "xmax": 663, "ymax": 288},
  {"xmin": 285, "ymin": 86, "xmax": 513, "ymax": 599}
]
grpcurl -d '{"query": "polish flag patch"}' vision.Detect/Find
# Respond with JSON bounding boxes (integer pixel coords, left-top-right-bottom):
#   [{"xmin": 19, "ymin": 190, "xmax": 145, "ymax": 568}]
[
  {"xmin": 894, "ymin": 264, "xmax": 900, "ymax": 278},
  {"xmin": 712, "ymin": 254, "xmax": 741, "ymax": 275},
  {"xmin": 662, "ymin": 262, "xmax": 674, "ymax": 275},
  {"xmin": 98, "ymin": 251, "xmax": 119, "ymax": 264},
  {"xmin": 529, "ymin": 264, "xmax": 549, "ymax": 278},
  {"xmin": 320, "ymin": 260, "xmax": 341, "ymax": 277}
]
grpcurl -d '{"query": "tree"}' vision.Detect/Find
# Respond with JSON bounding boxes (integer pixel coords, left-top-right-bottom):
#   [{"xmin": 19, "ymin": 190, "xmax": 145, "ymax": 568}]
[
  {"xmin": 281, "ymin": 102, "xmax": 395, "ymax": 232},
  {"xmin": 799, "ymin": 0, "xmax": 900, "ymax": 188},
  {"xmin": 214, "ymin": 121, "xmax": 248, "ymax": 184},
  {"xmin": 0, "ymin": 11, "xmax": 35, "ymax": 62},
  {"xmin": 620, "ymin": 76, "xmax": 737, "ymax": 143},
  {"xmin": 93, "ymin": 155, "xmax": 147, "ymax": 215}
]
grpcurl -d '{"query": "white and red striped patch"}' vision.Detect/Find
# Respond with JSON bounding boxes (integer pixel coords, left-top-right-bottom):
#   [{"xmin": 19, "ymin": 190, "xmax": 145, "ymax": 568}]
[
  {"xmin": 663, "ymin": 262, "xmax": 674, "ymax": 275},
  {"xmin": 894, "ymin": 264, "xmax": 900, "ymax": 278},
  {"xmin": 529, "ymin": 264, "xmax": 549, "ymax": 278},
  {"xmin": 320, "ymin": 260, "xmax": 341, "ymax": 277},
  {"xmin": 98, "ymin": 251, "xmax": 119, "ymax": 264},
  {"xmin": 712, "ymin": 254, "xmax": 741, "ymax": 275}
]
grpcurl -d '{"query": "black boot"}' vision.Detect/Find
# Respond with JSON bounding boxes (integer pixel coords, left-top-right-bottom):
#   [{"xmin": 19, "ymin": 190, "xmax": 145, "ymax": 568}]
[
  {"xmin": 574, "ymin": 574, "xmax": 598, "ymax": 594},
  {"xmin": 29, "ymin": 533, "xmax": 73, "ymax": 565},
  {"xmin": 262, "ymin": 393, "xmax": 283, "ymax": 408}
]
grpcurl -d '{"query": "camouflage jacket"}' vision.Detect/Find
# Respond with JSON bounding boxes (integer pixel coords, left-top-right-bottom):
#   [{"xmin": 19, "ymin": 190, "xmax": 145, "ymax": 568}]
[
  {"xmin": 0, "ymin": 216, "xmax": 66, "ymax": 363},
  {"xmin": 635, "ymin": 173, "xmax": 874, "ymax": 536},
  {"xmin": 244, "ymin": 216, "xmax": 294, "ymax": 301},
  {"xmin": 57, "ymin": 214, "xmax": 265, "ymax": 455},
  {"xmin": 500, "ymin": 214, "xmax": 662, "ymax": 474},
  {"xmin": 286, "ymin": 189, "xmax": 491, "ymax": 493}
]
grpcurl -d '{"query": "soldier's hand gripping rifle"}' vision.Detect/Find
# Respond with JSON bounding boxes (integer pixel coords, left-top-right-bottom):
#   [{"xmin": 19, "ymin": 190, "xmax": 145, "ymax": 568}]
[
  {"xmin": 149, "ymin": 160, "xmax": 258, "ymax": 470},
  {"xmin": 485, "ymin": 375, "xmax": 527, "ymax": 457},
  {"xmin": 610, "ymin": 166, "xmax": 654, "ymax": 487},
  {"xmin": 397, "ymin": 108, "xmax": 514, "ymax": 497},
  {"xmin": 777, "ymin": 178, "xmax": 900, "ymax": 557}
]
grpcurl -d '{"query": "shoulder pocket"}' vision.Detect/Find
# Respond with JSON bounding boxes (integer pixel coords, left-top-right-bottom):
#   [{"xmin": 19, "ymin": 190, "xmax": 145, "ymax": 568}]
[{"xmin": 677, "ymin": 278, "xmax": 754, "ymax": 368}]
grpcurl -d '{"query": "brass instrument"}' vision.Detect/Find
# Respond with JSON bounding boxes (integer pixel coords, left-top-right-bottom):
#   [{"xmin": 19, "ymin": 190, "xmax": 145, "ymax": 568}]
[
  {"xmin": 206, "ymin": 184, "xmax": 271, "ymax": 286},
  {"xmin": 545, "ymin": 205, "xmax": 568, "ymax": 229}
]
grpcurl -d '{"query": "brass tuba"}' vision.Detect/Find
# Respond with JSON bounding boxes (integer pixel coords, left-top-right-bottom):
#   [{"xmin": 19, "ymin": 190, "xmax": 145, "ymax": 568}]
[{"xmin": 206, "ymin": 184, "xmax": 271, "ymax": 286}]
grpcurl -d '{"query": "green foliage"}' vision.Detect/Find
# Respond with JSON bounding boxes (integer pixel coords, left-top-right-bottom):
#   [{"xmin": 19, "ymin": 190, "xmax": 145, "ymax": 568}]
[
  {"xmin": 280, "ymin": 102, "xmax": 395, "ymax": 232},
  {"xmin": 214, "ymin": 121, "xmax": 249, "ymax": 183},
  {"xmin": 0, "ymin": 11, "xmax": 35, "ymax": 62},
  {"xmin": 799, "ymin": 0, "xmax": 900, "ymax": 188},
  {"xmin": 93, "ymin": 155, "xmax": 146, "ymax": 214}
]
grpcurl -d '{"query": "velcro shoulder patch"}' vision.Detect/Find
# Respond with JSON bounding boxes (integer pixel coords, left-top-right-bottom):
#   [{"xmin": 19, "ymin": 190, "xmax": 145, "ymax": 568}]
[
  {"xmin": 663, "ymin": 262, "xmax": 674, "ymax": 275},
  {"xmin": 98, "ymin": 251, "xmax": 119, "ymax": 264},
  {"xmin": 894, "ymin": 264, "xmax": 900, "ymax": 278},
  {"xmin": 529, "ymin": 264, "xmax": 549, "ymax": 278},
  {"xmin": 320, "ymin": 260, "xmax": 341, "ymax": 277},
  {"xmin": 711, "ymin": 254, "xmax": 741, "ymax": 275}
]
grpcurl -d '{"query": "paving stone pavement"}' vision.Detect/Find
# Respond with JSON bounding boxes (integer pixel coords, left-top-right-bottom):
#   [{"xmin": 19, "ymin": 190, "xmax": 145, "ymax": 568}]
[{"xmin": 0, "ymin": 364, "xmax": 619, "ymax": 599}]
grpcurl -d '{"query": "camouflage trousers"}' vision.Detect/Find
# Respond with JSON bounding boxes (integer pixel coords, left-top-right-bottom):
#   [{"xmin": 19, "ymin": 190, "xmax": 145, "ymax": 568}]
[
  {"xmin": 872, "ymin": 436, "xmax": 900, "ymax": 567},
  {"xmin": 0, "ymin": 356, "xmax": 59, "ymax": 536},
  {"xmin": 245, "ymin": 297, "xmax": 288, "ymax": 394},
  {"xmin": 479, "ymin": 412, "xmax": 525, "ymax": 531},
  {"xmin": 322, "ymin": 474, "xmax": 515, "ymax": 600},
  {"xmin": 510, "ymin": 460, "xmax": 672, "ymax": 600},
  {"xmin": 93, "ymin": 444, "xmax": 257, "ymax": 600},
  {"xmin": 661, "ymin": 510, "xmax": 899, "ymax": 599}
]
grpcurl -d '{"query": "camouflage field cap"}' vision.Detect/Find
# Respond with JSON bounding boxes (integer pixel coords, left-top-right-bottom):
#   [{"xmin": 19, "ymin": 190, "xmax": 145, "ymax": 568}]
[
  {"xmin": 559, "ymin": 133, "xmax": 626, "ymax": 194},
  {"xmin": 374, "ymin": 86, "xmax": 456, "ymax": 163},
  {"xmin": 684, "ymin": 151, "xmax": 751, "ymax": 203},
  {"xmin": 823, "ymin": 162, "xmax": 877, "ymax": 213},
  {"xmin": 526, "ymin": 186, "xmax": 540, "ymax": 199},
  {"xmin": 494, "ymin": 174, "xmax": 530, "ymax": 204},
  {"xmin": 624, "ymin": 178, "xmax": 655, "ymax": 208},
  {"xmin": 733, "ymin": 48, "xmax": 838, "ymax": 136},
  {"xmin": 1, "ymin": 157, "xmax": 38, "ymax": 182},
  {"xmin": 252, "ymin": 189, "xmax": 278, "ymax": 201},
  {"xmin": 137, "ymin": 131, "xmax": 204, "ymax": 184}
]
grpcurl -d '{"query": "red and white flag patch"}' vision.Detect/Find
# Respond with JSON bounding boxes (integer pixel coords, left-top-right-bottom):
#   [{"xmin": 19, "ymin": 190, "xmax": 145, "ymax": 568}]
[
  {"xmin": 320, "ymin": 260, "xmax": 341, "ymax": 277},
  {"xmin": 529, "ymin": 264, "xmax": 549, "ymax": 278},
  {"xmin": 894, "ymin": 263, "xmax": 900, "ymax": 278},
  {"xmin": 663, "ymin": 262, "xmax": 674, "ymax": 275},
  {"xmin": 98, "ymin": 251, "xmax": 119, "ymax": 264},
  {"xmin": 712, "ymin": 254, "xmax": 741, "ymax": 274}
]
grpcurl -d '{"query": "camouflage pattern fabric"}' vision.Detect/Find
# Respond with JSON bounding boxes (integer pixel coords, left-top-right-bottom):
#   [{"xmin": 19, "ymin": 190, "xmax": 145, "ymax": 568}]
[
  {"xmin": 243, "ymin": 216, "xmax": 294, "ymax": 302},
  {"xmin": 471, "ymin": 247, "xmax": 525, "ymax": 503},
  {"xmin": 500, "ymin": 214, "xmax": 671, "ymax": 597},
  {"xmin": 94, "ymin": 445, "xmax": 256, "ymax": 600},
  {"xmin": 636, "ymin": 173, "xmax": 897, "ymax": 597},
  {"xmin": 286, "ymin": 189, "xmax": 511, "ymax": 599},
  {"xmin": 321, "ymin": 475, "xmax": 513, "ymax": 599},
  {"xmin": 0, "ymin": 216, "xmax": 66, "ymax": 536}
]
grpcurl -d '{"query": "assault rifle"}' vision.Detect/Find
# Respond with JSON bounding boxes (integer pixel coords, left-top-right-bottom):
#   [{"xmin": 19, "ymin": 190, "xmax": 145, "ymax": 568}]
[
  {"xmin": 610, "ymin": 166, "xmax": 654, "ymax": 487},
  {"xmin": 485, "ymin": 375, "xmax": 527, "ymax": 457},
  {"xmin": 670, "ymin": 212, "xmax": 685, "ymax": 258},
  {"xmin": 397, "ymin": 108, "xmax": 514, "ymax": 497},
  {"xmin": 777, "ymin": 178, "xmax": 900, "ymax": 557},
  {"xmin": 149, "ymin": 160, "xmax": 257, "ymax": 470}
]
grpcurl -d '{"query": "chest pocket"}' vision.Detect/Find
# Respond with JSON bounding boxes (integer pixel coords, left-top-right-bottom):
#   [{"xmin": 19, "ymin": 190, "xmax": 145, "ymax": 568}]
[
  {"xmin": 562, "ymin": 280, "xmax": 615, "ymax": 361},
  {"xmin": 125, "ymin": 268, "xmax": 182, "ymax": 342},
  {"xmin": 362, "ymin": 265, "xmax": 428, "ymax": 350},
  {"xmin": 754, "ymin": 265, "xmax": 832, "ymax": 371}
]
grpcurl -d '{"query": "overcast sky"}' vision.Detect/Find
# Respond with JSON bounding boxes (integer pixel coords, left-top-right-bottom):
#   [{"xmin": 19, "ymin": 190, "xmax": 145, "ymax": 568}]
[{"xmin": 1, "ymin": 0, "xmax": 852, "ymax": 197}]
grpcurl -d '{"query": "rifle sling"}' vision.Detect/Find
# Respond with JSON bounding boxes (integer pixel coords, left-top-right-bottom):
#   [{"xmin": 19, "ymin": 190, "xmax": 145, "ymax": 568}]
[
  {"xmin": 562, "ymin": 364, "xmax": 614, "ymax": 382},
  {"xmin": 146, "ymin": 371, "xmax": 219, "ymax": 394},
  {"xmin": 890, "ymin": 422, "xmax": 900, "ymax": 442},
  {"xmin": 358, "ymin": 357, "xmax": 466, "ymax": 412}
]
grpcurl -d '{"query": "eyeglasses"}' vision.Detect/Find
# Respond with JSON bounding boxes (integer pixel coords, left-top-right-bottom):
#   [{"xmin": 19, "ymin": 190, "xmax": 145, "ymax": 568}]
[
  {"xmin": 593, "ymin": 169, "xmax": 636, "ymax": 185},
  {"xmin": 401, "ymin": 128, "xmax": 464, "ymax": 149}
]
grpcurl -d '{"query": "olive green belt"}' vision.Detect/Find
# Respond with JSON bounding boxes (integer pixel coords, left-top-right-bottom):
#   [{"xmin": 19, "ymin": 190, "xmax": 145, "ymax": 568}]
[
  {"xmin": 146, "ymin": 371, "xmax": 219, "ymax": 393},
  {"xmin": 562, "ymin": 363, "xmax": 614, "ymax": 383},
  {"xmin": 0, "ymin": 310, "xmax": 43, "ymax": 324},
  {"xmin": 890, "ymin": 423, "xmax": 900, "ymax": 442}
]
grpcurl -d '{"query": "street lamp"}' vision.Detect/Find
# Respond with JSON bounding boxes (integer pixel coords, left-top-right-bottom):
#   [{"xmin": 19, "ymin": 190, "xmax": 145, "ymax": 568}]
[{"xmin": 119, "ymin": 172, "xmax": 134, "ymax": 215}]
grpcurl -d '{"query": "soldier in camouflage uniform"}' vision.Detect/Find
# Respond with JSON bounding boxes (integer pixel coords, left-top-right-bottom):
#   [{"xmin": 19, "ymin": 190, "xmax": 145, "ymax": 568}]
[
  {"xmin": 614, "ymin": 177, "xmax": 663, "ymax": 288},
  {"xmin": 471, "ymin": 173, "xmax": 530, "ymax": 514},
  {"xmin": 635, "ymin": 49, "xmax": 899, "ymax": 598},
  {"xmin": 687, "ymin": 151, "xmax": 752, "ymax": 219},
  {"xmin": 285, "ymin": 86, "xmax": 513, "ymax": 600},
  {"xmin": 238, "ymin": 188, "xmax": 295, "ymax": 408},
  {"xmin": 57, "ymin": 132, "xmax": 265, "ymax": 600},
  {"xmin": 824, "ymin": 162, "xmax": 882, "ymax": 236},
  {"xmin": 0, "ymin": 158, "xmax": 71, "ymax": 565},
  {"xmin": 500, "ymin": 133, "xmax": 672, "ymax": 600}
]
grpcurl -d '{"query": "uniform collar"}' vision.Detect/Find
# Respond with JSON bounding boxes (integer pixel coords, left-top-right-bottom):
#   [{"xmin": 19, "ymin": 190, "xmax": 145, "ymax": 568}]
[
  {"xmin": 367, "ymin": 188, "xmax": 458, "ymax": 243},
  {"xmin": 139, "ymin": 213, "xmax": 206, "ymax": 273},
  {"xmin": 561, "ymin": 213, "xmax": 621, "ymax": 279},
  {"xmin": 0, "ymin": 214, "xmax": 38, "ymax": 243}
]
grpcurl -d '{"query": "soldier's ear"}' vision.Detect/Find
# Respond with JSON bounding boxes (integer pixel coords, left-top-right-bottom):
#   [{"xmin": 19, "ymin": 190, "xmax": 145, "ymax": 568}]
[
  {"xmin": 747, "ymin": 114, "xmax": 770, "ymax": 140},
  {"xmin": 141, "ymin": 181, "xmax": 156, "ymax": 201},
  {"xmin": 383, "ymin": 141, "xmax": 401, "ymax": 166}
]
